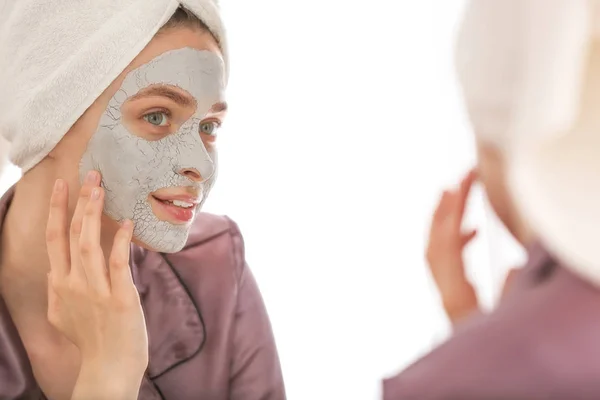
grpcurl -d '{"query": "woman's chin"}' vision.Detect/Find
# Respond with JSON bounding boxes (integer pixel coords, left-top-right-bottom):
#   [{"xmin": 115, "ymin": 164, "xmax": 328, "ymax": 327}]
[
  {"xmin": 130, "ymin": 235, "xmax": 157, "ymax": 251},
  {"xmin": 130, "ymin": 234, "xmax": 186, "ymax": 254}
]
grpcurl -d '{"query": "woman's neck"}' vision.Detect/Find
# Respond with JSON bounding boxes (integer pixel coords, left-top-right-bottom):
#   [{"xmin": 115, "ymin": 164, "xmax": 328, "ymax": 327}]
[{"xmin": 0, "ymin": 177, "xmax": 57, "ymax": 320}]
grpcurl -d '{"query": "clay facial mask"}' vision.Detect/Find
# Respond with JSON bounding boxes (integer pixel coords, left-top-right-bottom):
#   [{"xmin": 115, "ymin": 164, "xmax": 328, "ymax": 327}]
[{"xmin": 79, "ymin": 48, "xmax": 226, "ymax": 253}]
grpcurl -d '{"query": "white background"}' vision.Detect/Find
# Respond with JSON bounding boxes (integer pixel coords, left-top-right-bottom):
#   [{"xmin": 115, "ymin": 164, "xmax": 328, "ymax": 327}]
[{"xmin": 0, "ymin": 1, "xmax": 526, "ymax": 399}]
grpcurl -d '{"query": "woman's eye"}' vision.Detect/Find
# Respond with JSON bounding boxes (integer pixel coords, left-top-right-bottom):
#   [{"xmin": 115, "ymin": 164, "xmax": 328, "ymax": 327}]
[
  {"xmin": 143, "ymin": 112, "xmax": 169, "ymax": 127},
  {"xmin": 200, "ymin": 121, "xmax": 219, "ymax": 136}
]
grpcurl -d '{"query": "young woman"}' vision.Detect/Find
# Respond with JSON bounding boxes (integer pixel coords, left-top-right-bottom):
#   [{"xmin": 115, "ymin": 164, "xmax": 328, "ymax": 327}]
[
  {"xmin": 0, "ymin": 2, "xmax": 285, "ymax": 399},
  {"xmin": 383, "ymin": 1, "xmax": 600, "ymax": 398}
]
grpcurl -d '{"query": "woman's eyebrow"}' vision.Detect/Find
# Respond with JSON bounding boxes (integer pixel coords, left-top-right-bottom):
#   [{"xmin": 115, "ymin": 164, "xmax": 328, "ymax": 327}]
[
  {"xmin": 210, "ymin": 101, "xmax": 228, "ymax": 113},
  {"xmin": 129, "ymin": 85, "xmax": 196, "ymax": 107}
]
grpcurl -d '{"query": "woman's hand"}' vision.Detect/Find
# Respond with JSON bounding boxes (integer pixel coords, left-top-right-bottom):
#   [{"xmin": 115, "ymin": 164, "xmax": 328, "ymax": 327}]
[
  {"xmin": 45, "ymin": 171, "xmax": 148, "ymax": 399},
  {"xmin": 426, "ymin": 169, "xmax": 479, "ymax": 325}
]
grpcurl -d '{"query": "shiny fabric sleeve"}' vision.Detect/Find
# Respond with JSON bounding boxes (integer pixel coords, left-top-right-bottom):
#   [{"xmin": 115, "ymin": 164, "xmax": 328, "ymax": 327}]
[
  {"xmin": 227, "ymin": 220, "xmax": 286, "ymax": 399},
  {"xmin": 380, "ymin": 264, "xmax": 600, "ymax": 400}
]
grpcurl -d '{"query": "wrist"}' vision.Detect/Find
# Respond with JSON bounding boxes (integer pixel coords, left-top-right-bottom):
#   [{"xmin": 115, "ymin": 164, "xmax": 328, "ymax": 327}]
[
  {"xmin": 441, "ymin": 283, "xmax": 479, "ymax": 324},
  {"xmin": 72, "ymin": 359, "xmax": 146, "ymax": 400}
]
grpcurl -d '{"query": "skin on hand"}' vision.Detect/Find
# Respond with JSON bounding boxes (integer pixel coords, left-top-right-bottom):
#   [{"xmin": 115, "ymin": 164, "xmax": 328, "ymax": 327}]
[
  {"xmin": 426, "ymin": 168, "xmax": 519, "ymax": 325},
  {"xmin": 426, "ymin": 169, "xmax": 480, "ymax": 325},
  {"xmin": 45, "ymin": 171, "xmax": 148, "ymax": 399}
]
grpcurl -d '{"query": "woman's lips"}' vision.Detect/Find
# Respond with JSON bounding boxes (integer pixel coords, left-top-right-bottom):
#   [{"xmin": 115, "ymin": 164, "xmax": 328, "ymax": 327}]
[{"xmin": 149, "ymin": 195, "xmax": 199, "ymax": 224}]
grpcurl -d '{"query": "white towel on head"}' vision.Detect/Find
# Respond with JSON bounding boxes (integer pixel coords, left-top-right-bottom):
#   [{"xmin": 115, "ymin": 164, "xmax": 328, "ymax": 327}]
[
  {"xmin": 456, "ymin": 0, "xmax": 600, "ymax": 285},
  {"xmin": 455, "ymin": 0, "xmax": 591, "ymax": 150},
  {"xmin": 0, "ymin": 0, "xmax": 228, "ymax": 173}
]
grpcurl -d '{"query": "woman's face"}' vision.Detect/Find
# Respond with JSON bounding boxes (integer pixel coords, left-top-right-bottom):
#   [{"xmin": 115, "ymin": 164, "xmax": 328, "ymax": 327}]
[{"xmin": 54, "ymin": 27, "xmax": 227, "ymax": 253}]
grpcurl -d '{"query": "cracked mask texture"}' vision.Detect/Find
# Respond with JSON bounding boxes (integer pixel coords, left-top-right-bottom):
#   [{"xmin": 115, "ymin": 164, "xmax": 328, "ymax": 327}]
[{"xmin": 79, "ymin": 48, "xmax": 225, "ymax": 253}]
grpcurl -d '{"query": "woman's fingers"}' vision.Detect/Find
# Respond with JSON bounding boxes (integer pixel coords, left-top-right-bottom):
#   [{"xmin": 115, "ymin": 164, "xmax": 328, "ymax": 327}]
[
  {"xmin": 108, "ymin": 220, "xmax": 135, "ymax": 297},
  {"xmin": 46, "ymin": 272, "xmax": 62, "ymax": 329},
  {"xmin": 46, "ymin": 179, "xmax": 70, "ymax": 278},
  {"xmin": 456, "ymin": 168, "xmax": 478, "ymax": 219},
  {"xmin": 432, "ymin": 190, "xmax": 453, "ymax": 222},
  {"xmin": 460, "ymin": 229, "xmax": 478, "ymax": 247},
  {"xmin": 460, "ymin": 168, "xmax": 478, "ymax": 195},
  {"xmin": 433, "ymin": 168, "xmax": 478, "ymax": 225},
  {"xmin": 79, "ymin": 186, "xmax": 110, "ymax": 295},
  {"xmin": 69, "ymin": 171, "xmax": 100, "ymax": 282}
]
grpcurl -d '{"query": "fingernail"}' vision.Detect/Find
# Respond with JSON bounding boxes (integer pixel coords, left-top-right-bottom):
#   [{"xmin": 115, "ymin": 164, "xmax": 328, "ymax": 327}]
[
  {"xmin": 86, "ymin": 171, "xmax": 97, "ymax": 184},
  {"xmin": 91, "ymin": 188, "xmax": 100, "ymax": 200},
  {"xmin": 54, "ymin": 179, "xmax": 64, "ymax": 192},
  {"xmin": 122, "ymin": 219, "xmax": 133, "ymax": 229}
]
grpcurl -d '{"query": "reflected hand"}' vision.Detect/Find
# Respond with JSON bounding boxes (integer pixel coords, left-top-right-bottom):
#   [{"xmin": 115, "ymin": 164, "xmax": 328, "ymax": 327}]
[{"xmin": 426, "ymin": 168, "xmax": 479, "ymax": 324}]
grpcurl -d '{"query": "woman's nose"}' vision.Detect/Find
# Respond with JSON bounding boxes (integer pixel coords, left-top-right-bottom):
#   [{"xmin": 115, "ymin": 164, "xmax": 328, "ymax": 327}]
[{"xmin": 179, "ymin": 168, "xmax": 203, "ymax": 182}]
